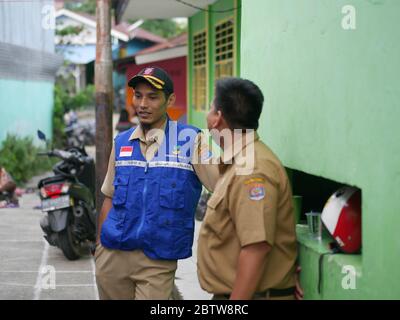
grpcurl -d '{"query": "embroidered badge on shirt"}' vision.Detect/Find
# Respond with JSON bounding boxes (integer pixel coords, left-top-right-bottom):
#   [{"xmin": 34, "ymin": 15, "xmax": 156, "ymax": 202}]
[
  {"xmin": 244, "ymin": 178, "xmax": 265, "ymax": 185},
  {"xmin": 119, "ymin": 146, "xmax": 133, "ymax": 157},
  {"xmin": 248, "ymin": 184, "xmax": 266, "ymax": 201}
]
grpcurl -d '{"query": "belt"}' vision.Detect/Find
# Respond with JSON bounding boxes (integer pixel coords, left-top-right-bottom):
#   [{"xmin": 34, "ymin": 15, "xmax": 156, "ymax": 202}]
[{"xmin": 222, "ymin": 287, "xmax": 296, "ymax": 299}]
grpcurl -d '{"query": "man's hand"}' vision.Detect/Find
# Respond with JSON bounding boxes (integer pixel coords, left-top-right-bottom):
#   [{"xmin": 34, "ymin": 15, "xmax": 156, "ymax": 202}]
[
  {"xmin": 96, "ymin": 197, "xmax": 113, "ymax": 244},
  {"xmin": 90, "ymin": 243, "xmax": 97, "ymax": 257},
  {"xmin": 295, "ymin": 266, "xmax": 304, "ymax": 300}
]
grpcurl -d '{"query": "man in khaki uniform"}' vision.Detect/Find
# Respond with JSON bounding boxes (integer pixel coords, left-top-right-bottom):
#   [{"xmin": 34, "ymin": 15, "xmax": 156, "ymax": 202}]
[
  {"xmin": 95, "ymin": 67, "xmax": 218, "ymax": 300},
  {"xmin": 197, "ymin": 77, "xmax": 298, "ymax": 300}
]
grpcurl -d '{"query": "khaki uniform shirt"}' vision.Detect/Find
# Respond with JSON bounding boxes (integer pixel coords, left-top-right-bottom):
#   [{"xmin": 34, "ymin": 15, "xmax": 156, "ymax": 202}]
[
  {"xmin": 101, "ymin": 119, "xmax": 219, "ymax": 197},
  {"xmin": 197, "ymin": 132, "xmax": 298, "ymax": 294}
]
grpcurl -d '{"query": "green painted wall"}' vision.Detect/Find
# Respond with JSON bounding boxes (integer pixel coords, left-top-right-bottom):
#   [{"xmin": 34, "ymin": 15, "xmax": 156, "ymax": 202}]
[
  {"xmin": 188, "ymin": 0, "xmax": 241, "ymax": 129},
  {"xmin": 188, "ymin": 10, "xmax": 207, "ymax": 129},
  {"xmin": 241, "ymin": 0, "xmax": 400, "ymax": 299},
  {"xmin": 208, "ymin": 0, "xmax": 240, "ymax": 99},
  {"xmin": 0, "ymin": 79, "xmax": 54, "ymax": 145}
]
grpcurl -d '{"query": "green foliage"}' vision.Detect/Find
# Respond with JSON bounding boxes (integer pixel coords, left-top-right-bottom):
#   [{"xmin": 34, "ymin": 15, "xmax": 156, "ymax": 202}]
[
  {"xmin": 140, "ymin": 19, "xmax": 187, "ymax": 38},
  {"xmin": 52, "ymin": 83, "xmax": 95, "ymax": 147},
  {"xmin": 55, "ymin": 83, "xmax": 95, "ymax": 111},
  {"xmin": 0, "ymin": 135, "xmax": 54, "ymax": 186},
  {"xmin": 53, "ymin": 85, "xmax": 66, "ymax": 148},
  {"xmin": 56, "ymin": 25, "xmax": 84, "ymax": 37},
  {"xmin": 69, "ymin": 84, "xmax": 95, "ymax": 110}
]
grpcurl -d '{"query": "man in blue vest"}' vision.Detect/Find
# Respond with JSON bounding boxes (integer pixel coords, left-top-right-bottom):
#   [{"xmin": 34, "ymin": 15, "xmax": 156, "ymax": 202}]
[{"xmin": 94, "ymin": 67, "xmax": 218, "ymax": 300}]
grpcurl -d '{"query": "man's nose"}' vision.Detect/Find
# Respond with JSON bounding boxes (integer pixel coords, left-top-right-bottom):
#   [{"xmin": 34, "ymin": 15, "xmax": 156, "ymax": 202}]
[
  {"xmin": 134, "ymin": 97, "xmax": 147, "ymax": 109},
  {"xmin": 139, "ymin": 97, "xmax": 149, "ymax": 108}
]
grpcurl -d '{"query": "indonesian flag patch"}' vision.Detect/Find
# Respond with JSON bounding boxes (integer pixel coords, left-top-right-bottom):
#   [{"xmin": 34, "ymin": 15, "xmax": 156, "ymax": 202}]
[{"xmin": 119, "ymin": 146, "xmax": 133, "ymax": 157}]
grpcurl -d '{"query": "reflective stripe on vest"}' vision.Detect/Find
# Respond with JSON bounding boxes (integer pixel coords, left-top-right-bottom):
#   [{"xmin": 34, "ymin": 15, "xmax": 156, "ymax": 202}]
[{"xmin": 116, "ymin": 160, "xmax": 194, "ymax": 172}]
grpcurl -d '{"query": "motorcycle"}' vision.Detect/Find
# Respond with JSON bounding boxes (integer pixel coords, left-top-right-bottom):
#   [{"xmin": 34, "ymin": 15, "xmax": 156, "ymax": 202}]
[
  {"xmin": 64, "ymin": 120, "xmax": 95, "ymax": 148},
  {"xmin": 36, "ymin": 130, "xmax": 96, "ymax": 260}
]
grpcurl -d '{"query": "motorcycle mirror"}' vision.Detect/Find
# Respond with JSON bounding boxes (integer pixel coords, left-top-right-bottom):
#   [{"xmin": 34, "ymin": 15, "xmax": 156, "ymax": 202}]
[
  {"xmin": 37, "ymin": 129, "xmax": 53, "ymax": 151},
  {"xmin": 37, "ymin": 130, "xmax": 46, "ymax": 141}
]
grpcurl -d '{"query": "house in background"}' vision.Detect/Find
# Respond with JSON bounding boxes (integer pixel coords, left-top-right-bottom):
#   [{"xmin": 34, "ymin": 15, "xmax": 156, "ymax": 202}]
[
  {"xmin": 114, "ymin": 0, "xmax": 240, "ymax": 128},
  {"xmin": 0, "ymin": 0, "xmax": 63, "ymax": 144},
  {"xmin": 113, "ymin": 0, "xmax": 239, "ymax": 163},
  {"xmin": 55, "ymin": 8, "xmax": 165, "ymax": 101},
  {"xmin": 56, "ymin": 8, "xmax": 125, "ymax": 93},
  {"xmin": 55, "ymin": 0, "xmax": 65, "ymax": 11},
  {"xmin": 114, "ymin": 33, "xmax": 188, "ymax": 123}
]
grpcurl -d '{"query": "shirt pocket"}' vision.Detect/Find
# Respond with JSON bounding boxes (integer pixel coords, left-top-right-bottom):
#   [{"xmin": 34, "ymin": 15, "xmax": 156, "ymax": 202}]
[
  {"xmin": 204, "ymin": 192, "xmax": 225, "ymax": 236},
  {"xmin": 112, "ymin": 174, "xmax": 130, "ymax": 206},
  {"xmin": 159, "ymin": 178, "xmax": 185, "ymax": 209}
]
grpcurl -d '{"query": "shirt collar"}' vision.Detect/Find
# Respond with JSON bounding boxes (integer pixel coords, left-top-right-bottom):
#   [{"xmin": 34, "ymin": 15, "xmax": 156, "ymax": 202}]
[{"xmin": 128, "ymin": 117, "xmax": 168, "ymax": 144}]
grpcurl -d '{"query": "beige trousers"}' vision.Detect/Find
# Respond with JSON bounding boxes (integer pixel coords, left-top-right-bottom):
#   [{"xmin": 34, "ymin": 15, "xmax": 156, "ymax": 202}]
[{"xmin": 95, "ymin": 244, "xmax": 177, "ymax": 300}]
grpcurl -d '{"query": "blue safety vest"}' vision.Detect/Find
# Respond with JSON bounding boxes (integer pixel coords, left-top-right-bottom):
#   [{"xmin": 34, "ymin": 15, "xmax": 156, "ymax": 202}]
[{"xmin": 100, "ymin": 120, "xmax": 202, "ymax": 260}]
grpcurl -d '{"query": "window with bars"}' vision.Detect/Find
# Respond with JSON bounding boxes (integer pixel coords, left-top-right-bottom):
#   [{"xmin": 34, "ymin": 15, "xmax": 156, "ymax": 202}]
[
  {"xmin": 193, "ymin": 31, "xmax": 207, "ymax": 112},
  {"xmin": 215, "ymin": 18, "xmax": 235, "ymax": 80}
]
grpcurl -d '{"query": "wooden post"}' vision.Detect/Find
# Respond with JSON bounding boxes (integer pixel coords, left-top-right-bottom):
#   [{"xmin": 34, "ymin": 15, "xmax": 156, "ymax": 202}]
[{"xmin": 95, "ymin": 0, "xmax": 113, "ymax": 214}]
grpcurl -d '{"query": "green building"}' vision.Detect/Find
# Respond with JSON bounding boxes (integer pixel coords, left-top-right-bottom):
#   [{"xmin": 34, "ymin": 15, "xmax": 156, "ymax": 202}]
[
  {"xmin": 187, "ymin": 0, "xmax": 241, "ymax": 129},
  {"xmin": 240, "ymin": 0, "xmax": 400, "ymax": 299}
]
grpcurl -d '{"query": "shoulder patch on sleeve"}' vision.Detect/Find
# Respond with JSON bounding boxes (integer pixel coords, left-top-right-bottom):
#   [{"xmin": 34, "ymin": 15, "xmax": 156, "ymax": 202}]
[
  {"xmin": 244, "ymin": 178, "xmax": 266, "ymax": 201},
  {"xmin": 244, "ymin": 177, "xmax": 265, "ymax": 185}
]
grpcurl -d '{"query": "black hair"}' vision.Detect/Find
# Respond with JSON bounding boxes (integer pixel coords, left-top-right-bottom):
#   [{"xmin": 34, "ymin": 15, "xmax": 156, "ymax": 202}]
[{"xmin": 214, "ymin": 77, "xmax": 264, "ymax": 130}]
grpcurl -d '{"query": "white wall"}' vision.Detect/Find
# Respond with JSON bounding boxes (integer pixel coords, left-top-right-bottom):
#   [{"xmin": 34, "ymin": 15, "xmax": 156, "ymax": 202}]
[{"xmin": 0, "ymin": 0, "xmax": 55, "ymax": 53}]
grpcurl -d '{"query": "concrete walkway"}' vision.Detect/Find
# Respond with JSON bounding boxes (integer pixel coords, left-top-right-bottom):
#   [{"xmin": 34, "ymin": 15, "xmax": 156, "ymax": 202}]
[
  {"xmin": 0, "ymin": 181, "xmax": 209, "ymax": 299},
  {"xmin": 175, "ymin": 220, "xmax": 212, "ymax": 300},
  {"xmin": 0, "ymin": 174, "xmax": 98, "ymax": 300}
]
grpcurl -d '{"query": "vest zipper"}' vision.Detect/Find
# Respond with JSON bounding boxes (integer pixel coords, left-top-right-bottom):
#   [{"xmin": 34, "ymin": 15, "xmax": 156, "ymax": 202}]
[{"xmin": 136, "ymin": 161, "xmax": 149, "ymax": 241}]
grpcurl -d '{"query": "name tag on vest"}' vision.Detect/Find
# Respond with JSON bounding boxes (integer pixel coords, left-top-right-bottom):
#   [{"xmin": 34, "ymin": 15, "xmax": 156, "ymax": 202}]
[{"xmin": 119, "ymin": 146, "xmax": 133, "ymax": 157}]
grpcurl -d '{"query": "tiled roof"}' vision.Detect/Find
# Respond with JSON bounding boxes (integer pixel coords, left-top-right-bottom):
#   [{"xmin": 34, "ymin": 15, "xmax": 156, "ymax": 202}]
[
  {"xmin": 57, "ymin": 9, "xmax": 165, "ymax": 43},
  {"xmin": 135, "ymin": 33, "xmax": 187, "ymax": 56}
]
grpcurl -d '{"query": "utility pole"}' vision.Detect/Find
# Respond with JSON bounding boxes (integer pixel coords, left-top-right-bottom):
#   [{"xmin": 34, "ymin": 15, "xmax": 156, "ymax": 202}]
[{"xmin": 95, "ymin": 0, "xmax": 113, "ymax": 214}]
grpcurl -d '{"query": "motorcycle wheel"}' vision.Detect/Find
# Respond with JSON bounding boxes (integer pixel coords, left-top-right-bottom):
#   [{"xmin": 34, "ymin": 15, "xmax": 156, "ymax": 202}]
[{"xmin": 58, "ymin": 225, "xmax": 81, "ymax": 261}]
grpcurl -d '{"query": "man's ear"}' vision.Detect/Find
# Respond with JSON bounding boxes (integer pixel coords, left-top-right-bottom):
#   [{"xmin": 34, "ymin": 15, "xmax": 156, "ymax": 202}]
[
  {"xmin": 208, "ymin": 108, "xmax": 223, "ymax": 129},
  {"xmin": 167, "ymin": 93, "xmax": 176, "ymax": 107},
  {"xmin": 213, "ymin": 109, "xmax": 223, "ymax": 128}
]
